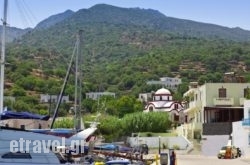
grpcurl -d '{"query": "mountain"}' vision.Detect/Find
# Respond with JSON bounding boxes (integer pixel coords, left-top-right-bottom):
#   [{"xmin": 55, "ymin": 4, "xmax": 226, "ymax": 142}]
[
  {"xmin": 75, "ymin": 4, "xmax": 250, "ymax": 41},
  {"xmin": 0, "ymin": 26, "xmax": 30, "ymax": 43},
  {"xmin": 0, "ymin": 9, "xmax": 74, "ymax": 43},
  {"xmin": 6, "ymin": 4, "xmax": 250, "ymax": 43},
  {"xmin": 4, "ymin": 4, "xmax": 250, "ymax": 99},
  {"xmin": 26, "ymin": 4, "xmax": 250, "ymax": 42},
  {"xmin": 35, "ymin": 10, "xmax": 74, "ymax": 30}
]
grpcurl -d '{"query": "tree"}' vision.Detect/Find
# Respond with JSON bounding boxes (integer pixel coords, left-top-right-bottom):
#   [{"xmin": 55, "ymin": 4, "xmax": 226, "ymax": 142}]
[
  {"xmin": 11, "ymin": 85, "xmax": 26, "ymax": 96},
  {"xmin": 12, "ymin": 100, "xmax": 31, "ymax": 112},
  {"xmin": 82, "ymin": 98, "xmax": 96, "ymax": 113},
  {"xmin": 98, "ymin": 114, "xmax": 122, "ymax": 142},
  {"xmin": 116, "ymin": 95, "xmax": 142, "ymax": 117}
]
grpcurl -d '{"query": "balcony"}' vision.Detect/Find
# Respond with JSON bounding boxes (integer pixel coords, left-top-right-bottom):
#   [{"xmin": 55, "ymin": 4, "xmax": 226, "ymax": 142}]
[
  {"xmin": 213, "ymin": 97, "xmax": 234, "ymax": 106},
  {"xmin": 184, "ymin": 100, "xmax": 202, "ymax": 113}
]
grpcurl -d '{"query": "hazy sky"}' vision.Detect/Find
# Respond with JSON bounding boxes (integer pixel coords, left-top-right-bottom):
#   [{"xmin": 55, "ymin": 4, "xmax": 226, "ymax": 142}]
[{"xmin": 1, "ymin": 0, "xmax": 250, "ymax": 30}]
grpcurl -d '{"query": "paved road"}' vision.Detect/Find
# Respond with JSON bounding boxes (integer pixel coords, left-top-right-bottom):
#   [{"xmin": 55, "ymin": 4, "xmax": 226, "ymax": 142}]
[{"xmin": 176, "ymin": 154, "xmax": 250, "ymax": 165}]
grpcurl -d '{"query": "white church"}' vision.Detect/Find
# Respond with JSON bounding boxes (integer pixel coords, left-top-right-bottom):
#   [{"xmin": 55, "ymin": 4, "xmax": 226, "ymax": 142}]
[{"xmin": 144, "ymin": 88, "xmax": 185, "ymax": 123}]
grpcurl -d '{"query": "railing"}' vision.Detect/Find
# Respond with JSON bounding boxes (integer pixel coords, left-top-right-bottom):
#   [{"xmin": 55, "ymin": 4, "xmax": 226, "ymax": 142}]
[{"xmin": 213, "ymin": 97, "xmax": 234, "ymax": 106}]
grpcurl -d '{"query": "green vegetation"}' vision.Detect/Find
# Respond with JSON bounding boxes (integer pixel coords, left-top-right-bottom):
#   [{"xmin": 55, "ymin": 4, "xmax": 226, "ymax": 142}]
[
  {"xmin": 54, "ymin": 112, "xmax": 173, "ymax": 142},
  {"xmin": 2, "ymin": 4, "xmax": 250, "ymax": 119}
]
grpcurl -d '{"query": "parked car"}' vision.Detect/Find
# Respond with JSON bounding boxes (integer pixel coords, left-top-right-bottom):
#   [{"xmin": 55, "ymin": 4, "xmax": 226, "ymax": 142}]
[
  {"xmin": 132, "ymin": 144, "xmax": 149, "ymax": 155},
  {"xmin": 217, "ymin": 146, "xmax": 238, "ymax": 159}
]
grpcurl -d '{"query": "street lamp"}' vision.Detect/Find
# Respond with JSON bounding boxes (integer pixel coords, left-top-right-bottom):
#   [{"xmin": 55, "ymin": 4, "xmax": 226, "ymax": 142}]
[{"xmin": 158, "ymin": 136, "xmax": 161, "ymax": 154}]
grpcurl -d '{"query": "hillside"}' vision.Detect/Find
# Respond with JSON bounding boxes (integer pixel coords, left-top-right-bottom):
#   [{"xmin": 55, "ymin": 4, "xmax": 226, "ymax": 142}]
[
  {"xmin": 0, "ymin": 26, "xmax": 30, "ymax": 43},
  {"xmin": 3, "ymin": 4, "xmax": 250, "ymax": 104},
  {"xmin": 35, "ymin": 10, "xmax": 74, "ymax": 30}
]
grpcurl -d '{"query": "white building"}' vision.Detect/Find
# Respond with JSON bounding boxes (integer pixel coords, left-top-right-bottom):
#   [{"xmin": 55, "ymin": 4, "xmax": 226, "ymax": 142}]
[
  {"xmin": 147, "ymin": 77, "xmax": 182, "ymax": 90},
  {"xmin": 144, "ymin": 88, "xmax": 184, "ymax": 123},
  {"xmin": 138, "ymin": 93, "xmax": 152, "ymax": 103},
  {"xmin": 86, "ymin": 92, "xmax": 115, "ymax": 100},
  {"xmin": 40, "ymin": 94, "xmax": 69, "ymax": 103},
  {"xmin": 233, "ymin": 100, "xmax": 250, "ymax": 157}
]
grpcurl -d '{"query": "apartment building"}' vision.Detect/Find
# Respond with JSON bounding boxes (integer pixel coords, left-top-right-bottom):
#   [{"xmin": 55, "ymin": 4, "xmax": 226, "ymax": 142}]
[{"xmin": 181, "ymin": 82, "xmax": 250, "ymax": 156}]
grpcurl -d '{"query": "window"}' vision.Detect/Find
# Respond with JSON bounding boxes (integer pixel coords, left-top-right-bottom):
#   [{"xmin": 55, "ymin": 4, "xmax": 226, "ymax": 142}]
[
  {"xmin": 2, "ymin": 152, "xmax": 32, "ymax": 159},
  {"xmin": 219, "ymin": 87, "xmax": 226, "ymax": 98}
]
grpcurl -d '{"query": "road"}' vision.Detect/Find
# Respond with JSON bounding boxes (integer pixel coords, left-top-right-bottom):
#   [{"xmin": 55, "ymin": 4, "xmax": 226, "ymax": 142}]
[{"xmin": 176, "ymin": 154, "xmax": 250, "ymax": 165}]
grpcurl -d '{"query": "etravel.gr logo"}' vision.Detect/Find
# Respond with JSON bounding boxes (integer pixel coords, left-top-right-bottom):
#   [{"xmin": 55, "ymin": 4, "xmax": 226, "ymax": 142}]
[{"xmin": 10, "ymin": 138, "xmax": 85, "ymax": 154}]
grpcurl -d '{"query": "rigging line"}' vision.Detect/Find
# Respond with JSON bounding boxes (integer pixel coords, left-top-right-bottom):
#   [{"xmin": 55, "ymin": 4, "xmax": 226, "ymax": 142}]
[
  {"xmin": 21, "ymin": 0, "xmax": 37, "ymax": 23},
  {"xmin": 44, "ymin": 35, "xmax": 81, "ymax": 76},
  {"xmin": 14, "ymin": 0, "xmax": 36, "ymax": 27},
  {"xmin": 50, "ymin": 39, "xmax": 78, "ymax": 129},
  {"xmin": 48, "ymin": 45, "xmax": 76, "ymax": 74},
  {"xmin": 14, "ymin": 0, "xmax": 29, "ymax": 27}
]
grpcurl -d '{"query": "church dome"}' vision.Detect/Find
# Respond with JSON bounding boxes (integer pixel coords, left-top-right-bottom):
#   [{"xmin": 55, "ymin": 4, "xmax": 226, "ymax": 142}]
[{"xmin": 155, "ymin": 88, "xmax": 171, "ymax": 95}]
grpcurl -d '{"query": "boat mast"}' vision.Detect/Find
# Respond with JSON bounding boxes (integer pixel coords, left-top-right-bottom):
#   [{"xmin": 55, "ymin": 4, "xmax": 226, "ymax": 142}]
[
  {"xmin": 0, "ymin": 0, "xmax": 8, "ymax": 113},
  {"xmin": 50, "ymin": 44, "xmax": 76, "ymax": 129},
  {"xmin": 50, "ymin": 30, "xmax": 83, "ymax": 129},
  {"xmin": 74, "ymin": 30, "xmax": 83, "ymax": 130}
]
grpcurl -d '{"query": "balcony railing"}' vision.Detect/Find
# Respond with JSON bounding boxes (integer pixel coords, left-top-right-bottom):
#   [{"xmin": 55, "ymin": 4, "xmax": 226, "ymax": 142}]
[{"xmin": 213, "ymin": 97, "xmax": 234, "ymax": 106}]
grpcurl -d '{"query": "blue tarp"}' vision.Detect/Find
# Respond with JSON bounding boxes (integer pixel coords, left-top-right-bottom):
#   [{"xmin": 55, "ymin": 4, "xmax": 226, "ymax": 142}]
[
  {"xmin": 0, "ymin": 111, "xmax": 50, "ymax": 121},
  {"xmin": 94, "ymin": 144, "xmax": 132, "ymax": 153}
]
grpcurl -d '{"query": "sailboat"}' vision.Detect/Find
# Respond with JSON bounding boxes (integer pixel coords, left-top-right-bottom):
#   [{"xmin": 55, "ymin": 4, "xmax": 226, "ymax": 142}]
[
  {"xmin": 28, "ymin": 30, "xmax": 99, "ymax": 139},
  {"xmin": 0, "ymin": 0, "xmax": 97, "ymax": 164}
]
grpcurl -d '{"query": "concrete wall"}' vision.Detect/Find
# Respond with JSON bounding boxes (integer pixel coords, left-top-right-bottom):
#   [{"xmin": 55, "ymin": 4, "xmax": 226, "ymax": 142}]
[
  {"xmin": 201, "ymin": 135, "xmax": 229, "ymax": 156},
  {"xmin": 232, "ymin": 121, "xmax": 250, "ymax": 157},
  {"xmin": 127, "ymin": 136, "xmax": 190, "ymax": 150}
]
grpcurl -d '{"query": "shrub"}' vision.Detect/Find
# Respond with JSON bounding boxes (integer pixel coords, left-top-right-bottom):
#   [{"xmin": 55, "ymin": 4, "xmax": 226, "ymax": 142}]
[{"xmin": 173, "ymin": 144, "xmax": 180, "ymax": 150}]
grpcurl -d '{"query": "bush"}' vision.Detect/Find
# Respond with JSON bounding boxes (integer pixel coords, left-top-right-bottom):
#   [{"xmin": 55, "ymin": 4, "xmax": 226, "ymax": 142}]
[
  {"xmin": 173, "ymin": 144, "xmax": 180, "ymax": 150},
  {"xmin": 146, "ymin": 132, "xmax": 152, "ymax": 137}
]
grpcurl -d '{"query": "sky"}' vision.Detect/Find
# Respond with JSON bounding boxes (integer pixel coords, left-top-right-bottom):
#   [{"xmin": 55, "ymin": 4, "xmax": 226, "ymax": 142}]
[{"xmin": 1, "ymin": 0, "xmax": 250, "ymax": 30}]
